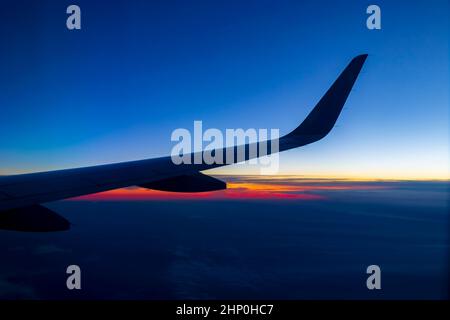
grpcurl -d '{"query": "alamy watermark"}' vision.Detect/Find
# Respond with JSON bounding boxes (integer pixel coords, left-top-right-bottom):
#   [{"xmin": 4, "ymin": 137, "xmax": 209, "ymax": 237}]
[
  {"xmin": 170, "ymin": 121, "xmax": 280, "ymax": 174},
  {"xmin": 366, "ymin": 5, "xmax": 381, "ymax": 30},
  {"xmin": 366, "ymin": 265, "xmax": 381, "ymax": 290},
  {"xmin": 66, "ymin": 265, "xmax": 81, "ymax": 290}
]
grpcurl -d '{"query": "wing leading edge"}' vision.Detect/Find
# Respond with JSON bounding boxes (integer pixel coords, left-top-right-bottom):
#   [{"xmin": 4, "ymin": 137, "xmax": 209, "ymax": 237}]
[{"xmin": 0, "ymin": 54, "xmax": 368, "ymax": 231}]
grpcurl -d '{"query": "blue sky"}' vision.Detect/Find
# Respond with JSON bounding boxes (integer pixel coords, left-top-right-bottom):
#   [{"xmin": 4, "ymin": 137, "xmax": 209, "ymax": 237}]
[{"xmin": 0, "ymin": 0, "xmax": 448, "ymax": 179}]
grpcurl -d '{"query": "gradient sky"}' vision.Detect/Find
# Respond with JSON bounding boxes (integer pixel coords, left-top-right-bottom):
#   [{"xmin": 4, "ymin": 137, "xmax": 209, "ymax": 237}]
[{"xmin": 0, "ymin": 0, "xmax": 448, "ymax": 179}]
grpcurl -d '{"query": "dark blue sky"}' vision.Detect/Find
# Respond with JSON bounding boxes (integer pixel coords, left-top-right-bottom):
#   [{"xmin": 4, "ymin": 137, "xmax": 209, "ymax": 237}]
[{"xmin": 0, "ymin": 0, "xmax": 448, "ymax": 179}]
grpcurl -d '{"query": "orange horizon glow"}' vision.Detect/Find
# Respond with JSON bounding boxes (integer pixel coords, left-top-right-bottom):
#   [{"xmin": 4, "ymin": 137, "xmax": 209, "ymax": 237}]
[{"xmin": 70, "ymin": 179, "xmax": 393, "ymax": 202}]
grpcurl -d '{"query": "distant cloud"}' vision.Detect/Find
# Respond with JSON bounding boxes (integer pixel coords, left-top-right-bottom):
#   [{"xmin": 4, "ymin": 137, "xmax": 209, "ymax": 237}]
[
  {"xmin": 33, "ymin": 244, "xmax": 69, "ymax": 255},
  {"xmin": 0, "ymin": 278, "xmax": 37, "ymax": 299}
]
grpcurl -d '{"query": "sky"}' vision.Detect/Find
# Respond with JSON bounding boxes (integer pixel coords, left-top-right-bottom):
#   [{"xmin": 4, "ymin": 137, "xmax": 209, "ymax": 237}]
[{"xmin": 0, "ymin": 0, "xmax": 448, "ymax": 180}]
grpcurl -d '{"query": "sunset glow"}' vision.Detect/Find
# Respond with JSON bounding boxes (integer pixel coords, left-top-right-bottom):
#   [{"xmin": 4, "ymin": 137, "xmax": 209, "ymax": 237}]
[{"xmin": 70, "ymin": 176, "xmax": 390, "ymax": 201}]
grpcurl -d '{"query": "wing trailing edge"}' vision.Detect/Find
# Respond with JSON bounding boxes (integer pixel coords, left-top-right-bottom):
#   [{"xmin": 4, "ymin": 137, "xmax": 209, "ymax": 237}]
[{"xmin": 0, "ymin": 205, "xmax": 70, "ymax": 232}]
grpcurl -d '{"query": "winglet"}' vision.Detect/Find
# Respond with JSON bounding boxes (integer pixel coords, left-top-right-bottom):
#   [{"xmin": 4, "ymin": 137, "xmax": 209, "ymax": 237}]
[{"xmin": 284, "ymin": 54, "xmax": 367, "ymax": 145}]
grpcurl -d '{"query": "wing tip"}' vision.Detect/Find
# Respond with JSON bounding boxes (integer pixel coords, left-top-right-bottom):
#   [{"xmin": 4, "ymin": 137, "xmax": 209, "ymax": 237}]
[
  {"xmin": 355, "ymin": 53, "xmax": 368, "ymax": 59},
  {"xmin": 352, "ymin": 54, "xmax": 368, "ymax": 67}
]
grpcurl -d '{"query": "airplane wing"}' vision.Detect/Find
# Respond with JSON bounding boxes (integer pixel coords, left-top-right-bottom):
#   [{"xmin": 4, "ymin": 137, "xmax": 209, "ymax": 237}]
[{"xmin": 0, "ymin": 54, "xmax": 367, "ymax": 231}]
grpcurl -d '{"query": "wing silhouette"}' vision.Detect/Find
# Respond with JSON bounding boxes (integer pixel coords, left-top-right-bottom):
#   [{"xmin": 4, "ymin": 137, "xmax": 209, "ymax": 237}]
[{"xmin": 0, "ymin": 54, "xmax": 367, "ymax": 231}]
